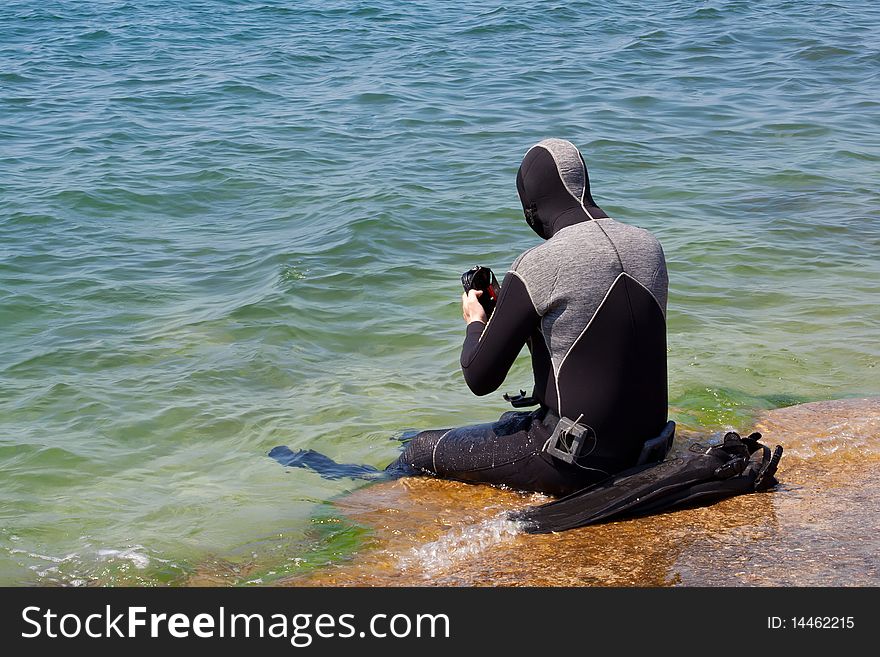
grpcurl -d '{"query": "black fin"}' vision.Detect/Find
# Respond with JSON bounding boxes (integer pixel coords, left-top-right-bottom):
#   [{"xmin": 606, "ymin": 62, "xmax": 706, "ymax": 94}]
[
  {"xmin": 268, "ymin": 446, "xmax": 384, "ymax": 481},
  {"xmin": 512, "ymin": 432, "xmax": 783, "ymax": 534}
]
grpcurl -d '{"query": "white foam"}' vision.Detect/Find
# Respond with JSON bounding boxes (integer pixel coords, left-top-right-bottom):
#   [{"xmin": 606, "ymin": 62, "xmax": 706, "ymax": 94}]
[
  {"xmin": 95, "ymin": 546, "xmax": 151, "ymax": 569},
  {"xmin": 10, "ymin": 548, "xmax": 78, "ymax": 564},
  {"xmin": 400, "ymin": 513, "xmax": 524, "ymax": 576}
]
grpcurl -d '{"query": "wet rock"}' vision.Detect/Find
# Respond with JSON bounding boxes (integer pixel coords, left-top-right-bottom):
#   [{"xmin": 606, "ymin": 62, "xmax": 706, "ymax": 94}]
[{"xmin": 284, "ymin": 398, "xmax": 880, "ymax": 586}]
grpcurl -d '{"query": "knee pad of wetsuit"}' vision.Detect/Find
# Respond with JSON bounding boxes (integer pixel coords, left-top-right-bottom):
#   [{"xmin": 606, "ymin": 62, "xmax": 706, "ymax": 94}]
[{"xmin": 395, "ymin": 429, "xmax": 448, "ymax": 475}]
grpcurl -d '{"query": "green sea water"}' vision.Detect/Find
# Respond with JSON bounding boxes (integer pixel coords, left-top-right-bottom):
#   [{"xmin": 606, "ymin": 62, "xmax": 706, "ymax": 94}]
[{"xmin": 1, "ymin": 0, "xmax": 879, "ymax": 585}]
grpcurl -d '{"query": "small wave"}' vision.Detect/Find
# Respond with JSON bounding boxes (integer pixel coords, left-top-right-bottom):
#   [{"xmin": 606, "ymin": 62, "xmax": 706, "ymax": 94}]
[
  {"xmin": 755, "ymin": 398, "xmax": 880, "ymax": 461},
  {"xmin": 80, "ymin": 29, "xmax": 111, "ymax": 41},
  {"xmin": 0, "ymin": 72, "xmax": 33, "ymax": 83},
  {"xmin": 217, "ymin": 82, "xmax": 283, "ymax": 101},
  {"xmin": 796, "ymin": 44, "xmax": 858, "ymax": 61},
  {"xmin": 352, "ymin": 92, "xmax": 399, "ymax": 104},
  {"xmin": 778, "ymin": 421, "xmax": 879, "ymax": 460},
  {"xmin": 690, "ymin": 7, "xmax": 723, "ymax": 20},
  {"xmin": 399, "ymin": 514, "xmax": 523, "ymax": 576},
  {"xmin": 6, "ymin": 544, "xmax": 165, "ymax": 585},
  {"xmin": 10, "ymin": 548, "xmax": 78, "ymax": 565},
  {"xmin": 457, "ymin": 19, "xmax": 531, "ymax": 37},
  {"xmin": 95, "ymin": 546, "xmax": 151, "ymax": 569}
]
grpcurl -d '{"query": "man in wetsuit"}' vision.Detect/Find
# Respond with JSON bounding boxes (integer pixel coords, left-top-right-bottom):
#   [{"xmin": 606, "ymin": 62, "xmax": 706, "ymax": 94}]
[
  {"xmin": 270, "ymin": 138, "xmax": 670, "ymax": 496},
  {"xmin": 393, "ymin": 138, "xmax": 670, "ymax": 496},
  {"xmin": 270, "ymin": 143, "xmax": 778, "ymax": 518}
]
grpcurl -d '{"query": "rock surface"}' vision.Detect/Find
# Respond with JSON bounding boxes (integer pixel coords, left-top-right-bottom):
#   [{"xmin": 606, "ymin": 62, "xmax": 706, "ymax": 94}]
[{"xmin": 283, "ymin": 397, "xmax": 880, "ymax": 586}]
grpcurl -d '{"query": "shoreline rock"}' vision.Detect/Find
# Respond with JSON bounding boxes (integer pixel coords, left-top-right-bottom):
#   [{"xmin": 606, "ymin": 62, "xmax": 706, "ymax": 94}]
[{"xmin": 278, "ymin": 397, "xmax": 880, "ymax": 586}]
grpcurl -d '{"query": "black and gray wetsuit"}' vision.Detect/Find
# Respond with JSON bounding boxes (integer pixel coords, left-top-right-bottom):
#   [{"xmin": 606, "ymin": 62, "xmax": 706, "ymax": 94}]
[{"xmin": 393, "ymin": 139, "xmax": 669, "ymax": 495}]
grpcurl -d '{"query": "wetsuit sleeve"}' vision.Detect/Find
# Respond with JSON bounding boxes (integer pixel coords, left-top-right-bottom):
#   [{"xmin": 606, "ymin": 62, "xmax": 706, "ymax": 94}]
[{"xmin": 460, "ymin": 271, "xmax": 541, "ymax": 396}]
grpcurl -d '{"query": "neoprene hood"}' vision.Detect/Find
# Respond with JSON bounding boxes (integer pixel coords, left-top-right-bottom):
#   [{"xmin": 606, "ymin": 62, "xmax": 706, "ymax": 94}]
[{"xmin": 516, "ymin": 138, "xmax": 604, "ymax": 239}]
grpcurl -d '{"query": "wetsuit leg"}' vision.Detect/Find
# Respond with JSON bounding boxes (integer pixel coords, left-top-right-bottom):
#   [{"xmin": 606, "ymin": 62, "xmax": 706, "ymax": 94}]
[
  {"xmin": 392, "ymin": 410, "xmax": 607, "ymax": 496},
  {"xmin": 271, "ymin": 411, "xmax": 613, "ymax": 495}
]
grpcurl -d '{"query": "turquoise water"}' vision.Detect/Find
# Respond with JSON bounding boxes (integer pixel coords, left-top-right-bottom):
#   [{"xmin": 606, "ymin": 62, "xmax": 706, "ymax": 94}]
[{"xmin": 1, "ymin": 0, "xmax": 879, "ymax": 585}]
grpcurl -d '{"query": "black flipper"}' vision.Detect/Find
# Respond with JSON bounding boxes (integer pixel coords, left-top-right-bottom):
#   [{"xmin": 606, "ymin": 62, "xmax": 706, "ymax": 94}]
[
  {"xmin": 268, "ymin": 446, "xmax": 385, "ymax": 481},
  {"xmin": 512, "ymin": 431, "xmax": 782, "ymax": 534}
]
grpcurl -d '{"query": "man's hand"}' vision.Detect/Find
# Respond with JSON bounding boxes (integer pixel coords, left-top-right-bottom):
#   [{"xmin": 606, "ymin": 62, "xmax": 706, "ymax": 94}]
[{"xmin": 461, "ymin": 289, "xmax": 488, "ymax": 324}]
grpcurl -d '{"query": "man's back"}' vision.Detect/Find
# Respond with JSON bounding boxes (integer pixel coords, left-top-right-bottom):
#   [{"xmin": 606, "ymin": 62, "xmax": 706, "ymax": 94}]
[
  {"xmin": 509, "ymin": 216, "xmax": 668, "ymax": 466},
  {"xmin": 511, "ymin": 217, "xmax": 668, "ymax": 377}
]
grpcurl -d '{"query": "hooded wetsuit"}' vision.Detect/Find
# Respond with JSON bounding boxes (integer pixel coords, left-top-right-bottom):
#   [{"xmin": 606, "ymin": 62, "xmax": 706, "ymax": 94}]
[{"xmin": 392, "ymin": 139, "xmax": 670, "ymax": 495}]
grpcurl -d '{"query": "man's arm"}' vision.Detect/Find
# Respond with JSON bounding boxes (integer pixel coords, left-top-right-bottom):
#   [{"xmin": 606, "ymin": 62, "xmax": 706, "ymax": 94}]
[{"xmin": 459, "ymin": 271, "xmax": 541, "ymax": 396}]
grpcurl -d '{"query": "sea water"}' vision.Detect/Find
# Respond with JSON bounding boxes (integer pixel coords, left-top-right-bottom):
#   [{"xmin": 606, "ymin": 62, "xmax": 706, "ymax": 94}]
[{"xmin": 1, "ymin": 0, "xmax": 879, "ymax": 585}]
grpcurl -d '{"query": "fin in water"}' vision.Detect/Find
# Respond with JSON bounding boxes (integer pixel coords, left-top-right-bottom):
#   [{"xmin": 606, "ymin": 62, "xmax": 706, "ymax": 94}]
[
  {"xmin": 394, "ymin": 429, "xmax": 422, "ymax": 443},
  {"xmin": 512, "ymin": 431, "xmax": 783, "ymax": 534},
  {"xmin": 268, "ymin": 446, "xmax": 385, "ymax": 481}
]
